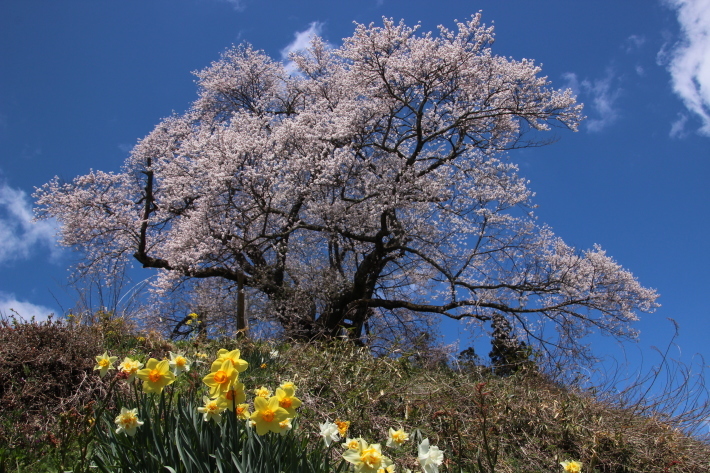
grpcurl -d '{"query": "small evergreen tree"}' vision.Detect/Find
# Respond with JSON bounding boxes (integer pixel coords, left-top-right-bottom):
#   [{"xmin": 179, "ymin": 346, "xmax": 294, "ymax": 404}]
[{"xmin": 489, "ymin": 314, "xmax": 531, "ymax": 376}]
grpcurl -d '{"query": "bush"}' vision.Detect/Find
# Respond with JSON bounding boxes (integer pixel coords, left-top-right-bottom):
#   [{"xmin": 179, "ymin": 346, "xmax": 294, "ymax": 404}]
[{"xmin": 0, "ymin": 316, "xmax": 106, "ymax": 447}]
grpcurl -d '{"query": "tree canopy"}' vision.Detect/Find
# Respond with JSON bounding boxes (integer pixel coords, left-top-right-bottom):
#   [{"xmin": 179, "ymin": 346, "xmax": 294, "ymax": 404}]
[{"xmin": 35, "ymin": 15, "xmax": 658, "ymax": 352}]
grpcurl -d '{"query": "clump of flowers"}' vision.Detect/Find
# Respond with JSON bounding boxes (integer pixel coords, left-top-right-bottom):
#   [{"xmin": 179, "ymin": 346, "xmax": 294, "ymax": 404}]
[{"xmin": 98, "ymin": 345, "xmax": 447, "ymax": 473}]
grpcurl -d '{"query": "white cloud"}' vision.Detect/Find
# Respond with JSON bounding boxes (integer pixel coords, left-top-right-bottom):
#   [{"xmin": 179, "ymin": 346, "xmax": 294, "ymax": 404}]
[
  {"xmin": 0, "ymin": 182, "xmax": 61, "ymax": 264},
  {"xmin": 670, "ymin": 112, "xmax": 690, "ymax": 138},
  {"xmin": 0, "ymin": 292, "xmax": 55, "ymax": 322},
  {"xmin": 662, "ymin": 0, "xmax": 710, "ymax": 136},
  {"xmin": 280, "ymin": 21, "xmax": 324, "ymax": 59},
  {"xmin": 280, "ymin": 22, "xmax": 325, "ymax": 74},
  {"xmin": 562, "ymin": 70, "xmax": 622, "ymax": 133}
]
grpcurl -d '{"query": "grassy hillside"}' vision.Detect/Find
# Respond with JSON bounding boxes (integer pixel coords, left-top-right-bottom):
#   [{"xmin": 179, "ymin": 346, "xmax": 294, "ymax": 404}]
[{"xmin": 1, "ymin": 316, "xmax": 709, "ymax": 472}]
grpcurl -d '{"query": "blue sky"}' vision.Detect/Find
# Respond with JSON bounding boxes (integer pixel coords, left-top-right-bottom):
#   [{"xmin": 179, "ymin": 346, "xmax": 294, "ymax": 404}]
[{"xmin": 1, "ymin": 0, "xmax": 709, "ymax": 378}]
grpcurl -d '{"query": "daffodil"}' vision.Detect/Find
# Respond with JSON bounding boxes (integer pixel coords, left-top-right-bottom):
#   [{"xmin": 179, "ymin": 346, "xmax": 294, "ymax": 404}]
[
  {"xmin": 198, "ymin": 396, "xmax": 229, "ymax": 423},
  {"xmin": 275, "ymin": 385, "xmax": 302, "ymax": 417},
  {"xmin": 249, "ymin": 396, "xmax": 289, "ymax": 435},
  {"xmin": 386, "ymin": 427, "xmax": 409, "ymax": 447},
  {"xmin": 117, "ymin": 357, "xmax": 143, "ymax": 383},
  {"xmin": 377, "ymin": 466, "xmax": 396, "ymax": 473},
  {"xmin": 213, "ymin": 348, "xmax": 249, "ymax": 373},
  {"xmin": 344, "ymin": 438, "xmax": 362, "ymax": 450},
  {"xmin": 560, "ymin": 460, "xmax": 582, "ymax": 473},
  {"xmin": 335, "ymin": 419, "xmax": 350, "ymax": 437},
  {"xmin": 94, "ymin": 352, "xmax": 118, "ymax": 378},
  {"xmin": 279, "ymin": 381, "xmax": 296, "ymax": 392},
  {"xmin": 320, "ymin": 421, "xmax": 341, "ymax": 447},
  {"xmin": 253, "ymin": 386, "xmax": 271, "ymax": 398},
  {"xmin": 136, "ymin": 358, "xmax": 176, "ymax": 394},
  {"xmin": 235, "ymin": 403, "xmax": 251, "ymax": 420},
  {"xmin": 114, "ymin": 407, "xmax": 143, "ymax": 436},
  {"xmin": 278, "ymin": 417, "xmax": 293, "ymax": 435},
  {"xmin": 220, "ymin": 381, "xmax": 246, "ymax": 410},
  {"xmin": 417, "ymin": 438, "xmax": 444, "ymax": 473},
  {"xmin": 168, "ymin": 351, "xmax": 191, "ymax": 375},
  {"xmin": 203, "ymin": 359, "xmax": 238, "ymax": 398},
  {"xmin": 342, "ymin": 439, "xmax": 392, "ymax": 473}
]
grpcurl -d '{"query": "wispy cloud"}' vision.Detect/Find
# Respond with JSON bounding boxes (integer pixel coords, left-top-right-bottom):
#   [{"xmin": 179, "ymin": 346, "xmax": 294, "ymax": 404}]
[
  {"xmin": 625, "ymin": 34, "xmax": 646, "ymax": 53},
  {"xmin": 0, "ymin": 182, "xmax": 61, "ymax": 264},
  {"xmin": 661, "ymin": 0, "xmax": 710, "ymax": 136},
  {"xmin": 280, "ymin": 22, "xmax": 325, "ymax": 74},
  {"xmin": 215, "ymin": 0, "xmax": 245, "ymax": 12},
  {"xmin": 562, "ymin": 70, "xmax": 622, "ymax": 133},
  {"xmin": 0, "ymin": 292, "xmax": 55, "ymax": 321}
]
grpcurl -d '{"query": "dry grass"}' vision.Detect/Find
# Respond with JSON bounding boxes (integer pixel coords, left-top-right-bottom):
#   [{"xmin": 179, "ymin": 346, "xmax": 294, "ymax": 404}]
[{"xmin": 272, "ymin": 341, "xmax": 710, "ymax": 473}]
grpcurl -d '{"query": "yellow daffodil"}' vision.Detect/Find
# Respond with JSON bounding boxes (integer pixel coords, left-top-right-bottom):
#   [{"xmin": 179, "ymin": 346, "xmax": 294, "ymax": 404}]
[
  {"xmin": 249, "ymin": 396, "xmax": 289, "ymax": 435},
  {"xmin": 136, "ymin": 358, "xmax": 176, "ymax": 394},
  {"xmin": 278, "ymin": 417, "xmax": 293, "ymax": 436},
  {"xmin": 342, "ymin": 439, "xmax": 392, "ymax": 473},
  {"xmin": 386, "ymin": 427, "xmax": 409, "ymax": 447},
  {"xmin": 114, "ymin": 407, "xmax": 143, "ymax": 436},
  {"xmin": 279, "ymin": 381, "xmax": 296, "ymax": 392},
  {"xmin": 418, "ymin": 439, "xmax": 444, "ymax": 473},
  {"xmin": 344, "ymin": 438, "xmax": 362, "ymax": 450},
  {"xmin": 335, "ymin": 419, "xmax": 350, "ymax": 437},
  {"xmin": 94, "ymin": 352, "xmax": 118, "ymax": 378},
  {"xmin": 198, "ymin": 395, "xmax": 229, "ymax": 423},
  {"xmin": 235, "ymin": 403, "xmax": 251, "ymax": 420},
  {"xmin": 220, "ymin": 381, "xmax": 246, "ymax": 410},
  {"xmin": 168, "ymin": 351, "xmax": 191, "ymax": 375},
  {"xmin": 377, "ymin": 466, "xmax": 396, "ymax": 473},
  {"xmin": 203, "ymin": 359, "xmax": 238, "ymax": 398},
  {"xmin": 560, "ymin": 460, "xmax": 582, "ymax": 473},
  {"xmin": 213, "ymin": 348, "xmax": 249, "ymax": 373},
  {"xmin": 253, "ymin": 386, "xmax": 271, "ymax": 398},
  {"xmin": 275, "ymin": 386, "xmax": 302, "ymax": 417},
  {"xmin": 117, "ymin": 357, "xmax": 144, "ymax": 383}
]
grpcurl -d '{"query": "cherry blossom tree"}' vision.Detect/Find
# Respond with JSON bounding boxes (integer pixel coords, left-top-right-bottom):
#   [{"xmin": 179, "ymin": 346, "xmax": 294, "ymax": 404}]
[{"xmin": 35, "ymin": 15, "xmax": 658, "ymax": 351}]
